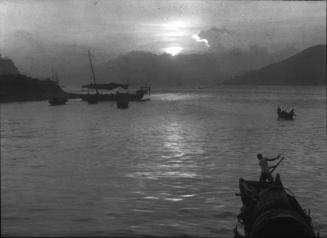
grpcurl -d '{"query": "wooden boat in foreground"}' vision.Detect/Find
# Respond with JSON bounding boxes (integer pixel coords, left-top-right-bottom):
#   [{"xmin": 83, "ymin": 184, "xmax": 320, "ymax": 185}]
[{"xmin": 234, "ymin": 174, "xmax": 317, "ymax": 238}]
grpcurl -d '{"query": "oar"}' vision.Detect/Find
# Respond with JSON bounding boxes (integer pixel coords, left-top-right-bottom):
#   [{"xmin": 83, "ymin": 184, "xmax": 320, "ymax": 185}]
[{"xmin": 270, "ymin": 156, "xmax": 285, "ymax": 174}]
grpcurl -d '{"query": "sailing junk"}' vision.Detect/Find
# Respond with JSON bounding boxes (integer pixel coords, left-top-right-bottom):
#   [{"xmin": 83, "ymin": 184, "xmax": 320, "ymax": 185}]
[
  {"xmin": 234, "ymin": 174, "xmax": 317, "ymax": 238},
  {"xmin": 80, "ymin": 84, "xmax": 150, "ymax": 102},
  {"xmin": 85, "ymin": 50, "xmax": 99, "ymax": 104},
  {"xmin": 81, "ymin": 51, "xmax": 150, "ymax": 103}
]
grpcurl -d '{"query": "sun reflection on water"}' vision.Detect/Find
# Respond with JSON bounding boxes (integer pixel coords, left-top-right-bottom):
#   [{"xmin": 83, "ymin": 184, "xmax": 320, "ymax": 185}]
[{"xmin": 129, "ymin": 119, "xmax": 205, "ymax": 181}]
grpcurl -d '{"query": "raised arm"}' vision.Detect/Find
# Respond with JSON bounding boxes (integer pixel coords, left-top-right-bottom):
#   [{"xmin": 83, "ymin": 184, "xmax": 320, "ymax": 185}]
[{"xmin": 266, "ymin": 154, "xmax": 281, "ymax": 161}]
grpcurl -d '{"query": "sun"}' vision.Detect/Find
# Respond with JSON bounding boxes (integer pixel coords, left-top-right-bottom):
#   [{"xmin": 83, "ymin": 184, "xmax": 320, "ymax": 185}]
[
  {"xmin": 164, "ymin": 21, "xmax": 188, "ymax": 29},
  {"xmin": 164, "ymin": 46, "xmax": 183, "ymax": 56}
]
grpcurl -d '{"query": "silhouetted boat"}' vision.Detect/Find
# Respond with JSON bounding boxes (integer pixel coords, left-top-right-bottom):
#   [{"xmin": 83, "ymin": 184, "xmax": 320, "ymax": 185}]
[
  {"xmin": 234, "ymin": 174, "xmax": 317, "ymax": 238},
  {"xmin": 80, "ymin": 84, "xmax": 150, "ymax": 102},
  {"xmin": 81, "ymin": 51, "xmax": 150, "ymax": 103},
  {"xmin": 49, "ymin": 96, "xmax": 67, "ymax": 106},
  {"xmin": 277, "ymin": 107, "xmax": 295, "ymax": 120},
  {"xmin": 80, "ymin": 52, "xmax": 150, "ymax": 103},
  {"xmin": 48, "ymin": 71, "xmax": 67, "ymax": 106},
  {"xmin": 84, "ymin": 50, "xmax": 99, "ymax": 104},
  {"xmin": 116, "ymin": 92, "xmax": 129, "ymax": 109},
  {"xmin": 85, "ymin": 94, "xmax": 98, "ymax": 104}
]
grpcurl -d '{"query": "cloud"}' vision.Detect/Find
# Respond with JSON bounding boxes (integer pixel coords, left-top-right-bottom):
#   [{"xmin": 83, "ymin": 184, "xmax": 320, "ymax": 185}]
[
  {"xmin": 192, "ymin": 34, "xmax": 210, "ymax": 48},
  {"xmin": 194, "ymin": 27, "xmax": 241, "ymax": 52}
]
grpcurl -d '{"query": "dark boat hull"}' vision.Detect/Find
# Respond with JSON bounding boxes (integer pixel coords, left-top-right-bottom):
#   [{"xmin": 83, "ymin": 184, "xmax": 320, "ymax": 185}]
[
  {"xmin": 116, "ymin": 93, "xmax": 129, "ymax": 109},
  {"xmin": 277, "ymin": 111, "xmax": 295, "ymax": 120},
  {"xmin": 48, "ymin": 97, "xmax": 67, "ymax": 106},
  {"xmin": 235, "ymin": 174, "xmax": 316, "ymax": 238},
  {"xmin": 80, "ymin": 92, "xmax": 145, "ymax": 102},
  {"xmin": 116, "ymin": 101, "xmax": 129, "ymax": 109},
  {"xmin": 85, "ymin": 94, "xmax": 99, "ymax": 104}
]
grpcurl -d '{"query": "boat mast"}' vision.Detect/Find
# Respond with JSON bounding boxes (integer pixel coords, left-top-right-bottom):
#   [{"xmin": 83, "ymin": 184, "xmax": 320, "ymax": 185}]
[
  {"xmin": 88, "ymin": 50, "xmax": 99, "ymax": 95},
  {"xmin": 51, "ymin": 69, "xmax": 59, "ymax": 84},
  {"xmin": 55, "ymin": 72, "xmax": 59, "ymax": 85}
]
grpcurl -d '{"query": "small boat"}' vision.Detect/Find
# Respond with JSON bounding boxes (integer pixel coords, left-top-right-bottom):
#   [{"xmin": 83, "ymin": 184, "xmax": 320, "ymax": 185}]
[
  {"xmin": 116, "ymin": 92, "xmax": 129, "ymax": 109},
  {"xmin": 234, "ymin": 174, "xmax": 317, "ymax": 238},
  {"xmin": 49, "ymin": 96, "xmax": 67, "ymax": 106},
  {"xmin": 277, "ymin": 107, "xmax": 295, "ymax": 120},
  {"xmin": 86, "ymin": 94, "xmax": 98, "ymax": 104},
  {"xmin": 48, "ymin": 71, "xmax": 67, "ymax": 106}
]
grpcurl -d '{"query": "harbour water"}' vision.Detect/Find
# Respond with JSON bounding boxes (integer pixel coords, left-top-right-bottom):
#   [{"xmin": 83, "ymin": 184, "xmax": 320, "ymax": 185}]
[{"xmin": 1, "ymin": 86, "xmax": 326, "ymax": 237}]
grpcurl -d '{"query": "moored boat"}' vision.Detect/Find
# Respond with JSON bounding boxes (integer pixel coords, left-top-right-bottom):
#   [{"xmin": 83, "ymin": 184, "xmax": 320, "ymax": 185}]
[
  {"xmin": 81, "ymin": 51, "xmax": 150, "ymax": 103},
  {"xmin": 234, "ymin": 174, "xmax": 317, "ymax": 238},
  {"xmin": 80, "ymin": 84, "xmax": 150, "ymax": 102},
  {"xmin": 49, "ymin": 96, "xmax": 67, "ymax": 106},
  {"xmin": 84, "ymin": 50, "xmax": 99, "ymax": 104},
  {"xmin": 86, "ymin": 94, "xmax": 98, "ymax": 104},
  {"xmin": 116, "ymin": 92, "xmax": 129, "ymax": 109},
  {"xmin": 80, "ymin": 51, "xmax": 151, "ymax": 103}
]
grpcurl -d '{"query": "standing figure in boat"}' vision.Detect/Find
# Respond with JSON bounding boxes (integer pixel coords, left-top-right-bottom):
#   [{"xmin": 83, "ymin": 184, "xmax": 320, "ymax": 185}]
[
  {"xmin": 257, "ymin": 153, "xmax": 281, "ymax": 182},
  {"xmin": 277, "ymin": 106, "xmax": 295, "ymax": 120}
]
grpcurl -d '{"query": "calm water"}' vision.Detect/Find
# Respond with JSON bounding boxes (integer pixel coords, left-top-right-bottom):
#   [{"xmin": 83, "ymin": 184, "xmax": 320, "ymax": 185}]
[{"xmin": 1, "ymin": 86, "xmax": 326, "ymax": 237}]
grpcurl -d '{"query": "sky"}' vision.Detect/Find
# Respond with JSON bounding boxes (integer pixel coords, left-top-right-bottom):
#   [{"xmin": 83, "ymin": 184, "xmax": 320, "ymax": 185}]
[{"xmin": 0, "ymin": 0, "xmax": 326, "ymax": 81}]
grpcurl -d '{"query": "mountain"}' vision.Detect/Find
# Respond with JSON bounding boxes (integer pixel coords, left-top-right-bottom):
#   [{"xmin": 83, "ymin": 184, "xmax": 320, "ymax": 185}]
[
  {"xmin": 224, "ymin": 45, "xmax": 326, "ymax": 85},
  {"xmin": 1, "ymin": 31, "xmax": 298, "ymax": 88},
  {"xmin": 0, "ymin": 55, "xmax": 64, "ymax": 103},
  {"xmin": 95, "ymin": 46, "xmax": 296, "ymax": 88}
]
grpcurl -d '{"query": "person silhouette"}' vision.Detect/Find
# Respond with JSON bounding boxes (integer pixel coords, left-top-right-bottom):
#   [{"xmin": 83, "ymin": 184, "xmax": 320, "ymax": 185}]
[{"xmin": 257, "ymin": 153, "xmax": 281, "ymax": 182}]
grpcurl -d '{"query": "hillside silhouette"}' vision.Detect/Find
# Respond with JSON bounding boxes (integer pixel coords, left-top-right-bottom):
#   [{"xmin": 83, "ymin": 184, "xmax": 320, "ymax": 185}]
[
  {"xmin": 95, "ymin": 46, "xmax": 296, "ymax": 88},
  {"xmin": 0, "ymin": 54, "xmax": 64, "ymax": 103},
  {"xmin": 224, "ymin": 45, "xmax": 326, "ymax": 85}
]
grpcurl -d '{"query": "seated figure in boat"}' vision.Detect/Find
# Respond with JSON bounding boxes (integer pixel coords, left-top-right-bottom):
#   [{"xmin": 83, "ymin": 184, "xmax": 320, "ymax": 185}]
[{"xmin": 257, "ymin": 153, "xmax": 281, "ymax": 182}]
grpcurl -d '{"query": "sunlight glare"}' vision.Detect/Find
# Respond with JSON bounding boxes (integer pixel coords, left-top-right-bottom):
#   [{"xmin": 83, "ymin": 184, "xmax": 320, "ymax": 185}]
[
  {"xmin": 164, "ymin": 46, "xmax": 183, "ymax": 56},
  {"xmin": 164, "ymin": 21, "xmax": 188, "ymax": 29}
]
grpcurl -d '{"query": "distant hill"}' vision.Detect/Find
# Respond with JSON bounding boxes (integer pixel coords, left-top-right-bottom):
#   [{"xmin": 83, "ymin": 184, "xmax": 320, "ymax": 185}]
[
  {"xmin": 2, "ymin": 32, "xmax": 299, "ymax": 88},
  {"xmin": 95, "ymin": 46, "xmax": 295, "ymax": 88},
  {"xmin": 0, "ymin": 55, "xmax": 64, "ymax": 103},
  {"xmin": 224, "ymin": 45, "xmax": 326, "ymax": 85}
]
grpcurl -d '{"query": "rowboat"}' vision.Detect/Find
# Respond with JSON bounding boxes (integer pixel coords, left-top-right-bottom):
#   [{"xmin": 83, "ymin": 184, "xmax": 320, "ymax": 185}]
[
  {"xmin": 234, "ymin": 174, "xmax": 317, "ymax": 238},
  {"xmin": 277, "ymin": 107, "xmax": 295, "ymax": 120}
]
